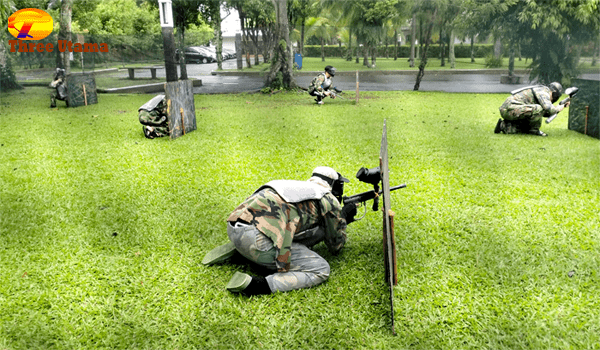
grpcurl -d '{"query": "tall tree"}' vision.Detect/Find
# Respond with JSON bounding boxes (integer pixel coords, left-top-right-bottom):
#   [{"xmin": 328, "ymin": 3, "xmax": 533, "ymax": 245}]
[
  {"xmin": 266, "ymin": 0, "xmax": 295, "ymax": 89},
  {"xmin": 413, "ymin": 0, "xmax": 437, "ymax": 90},
  {"xmin": 172, "ymin": 0, "xmax": 205, "ymax": 80},
  {"xmin": 55, "ymin": 0, "xmax": 73, "ymax": 74},
  {"xmin": 0, "ymin": 0, "xmax": 21, "ymax": 90}
]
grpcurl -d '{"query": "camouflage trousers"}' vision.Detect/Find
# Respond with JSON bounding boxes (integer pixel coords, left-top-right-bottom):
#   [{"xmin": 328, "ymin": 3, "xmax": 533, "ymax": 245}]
[
  {"xmin": 139, "ymin": 110, "xmax": 169, "ymax": 138},
  {"xmin": 227, "ymin": 222, "xmax": 330, "ymax": 293},
  {"xmin": 499, "ymin": 101, "xmax": 544, "ymax": 133}
]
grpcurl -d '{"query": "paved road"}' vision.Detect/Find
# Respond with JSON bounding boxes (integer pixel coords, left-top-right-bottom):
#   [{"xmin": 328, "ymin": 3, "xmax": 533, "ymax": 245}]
[{"xmin": 118, "ymin": 59, "xmax": 600, "ymax": 94}]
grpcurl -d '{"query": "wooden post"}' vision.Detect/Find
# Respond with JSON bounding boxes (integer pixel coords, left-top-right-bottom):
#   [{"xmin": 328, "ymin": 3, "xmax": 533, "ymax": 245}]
[
  {"xmin": 585, "ymin": 106, "xmax": 589, "ymax": 135},
  {"xmin": 355, "ymin": 70, "xmax": 359, "ymax": 105},
  {"xmin": 180, "ymin": 107, "xmax": 185, "ymax": 135},
  {"xmin": 82, "ymin": 84, "xmax": 87, "ymax": 106}
]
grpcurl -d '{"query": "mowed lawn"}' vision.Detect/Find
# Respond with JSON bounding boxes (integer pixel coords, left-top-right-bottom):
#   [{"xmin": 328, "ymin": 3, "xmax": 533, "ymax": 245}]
[{"xmin": 0, "ymin": 87, "xmax": 598, "ymax": 349}]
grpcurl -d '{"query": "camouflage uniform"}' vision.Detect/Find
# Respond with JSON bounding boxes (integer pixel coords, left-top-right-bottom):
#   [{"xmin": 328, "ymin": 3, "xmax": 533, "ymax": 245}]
[
  {"xmin": 50, "ymin": 68, "xmax": 68, "ymax": 108},
  {"xmin": 139, "ymin": 95, "xmax": 169, "ymax": 139},
  {"xmin": 226, "ymin": 186, "xmax": 347, "ymax": 293},
  {"xmin": 498, "ymin": 86, "xmax": 562, "ymax": 134},
  {"xmin": 308, "ymin": 68, "xmax": 334, "ymax": 104}
]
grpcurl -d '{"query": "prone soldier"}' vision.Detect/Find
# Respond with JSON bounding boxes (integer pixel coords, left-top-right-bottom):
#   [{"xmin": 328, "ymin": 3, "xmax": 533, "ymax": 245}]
[
  {"xmin": 495, "ymin": 82, "xmax": 570, "ymax": 137},
  {"xmin": 138, "ymin": 94, "xmax": 169, "ymax": 139},
  {"xmin": 49, "ymin": 68, "xmax": 68, "ymax": 108},
  {"xmin": 202, "ymin": 166, "xmax": 358, "ymax": 296}
]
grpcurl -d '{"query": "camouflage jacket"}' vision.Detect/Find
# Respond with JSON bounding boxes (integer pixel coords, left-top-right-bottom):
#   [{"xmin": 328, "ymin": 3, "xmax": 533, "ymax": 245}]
[
  {"xmin": 506, "ymin": 86, "xmax": 561, "ymax": 116},
  {"xmin": 227, "ymin": 187, "xmax": 347, "ymax": 272},
  {"xmin": 308, "ymin": 73, "xmax": 331, "ymax": 94}
]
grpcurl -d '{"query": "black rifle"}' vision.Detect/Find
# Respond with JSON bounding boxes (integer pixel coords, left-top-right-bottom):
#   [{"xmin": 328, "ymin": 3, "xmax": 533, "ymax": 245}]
[
  {"xmin": 343, "ymin": 185, "xmax": 406, "ymax": 207},
  {"xmin": 329, "ymin": 87, "xmax": 345, "ymax": 100},
  {"xmin": 546, "ymin": 87, "xmax": 579, "ymax": 124},
  {"xmin": 342, "ymin": 166, "xmax": 406, "ymax": 221}
]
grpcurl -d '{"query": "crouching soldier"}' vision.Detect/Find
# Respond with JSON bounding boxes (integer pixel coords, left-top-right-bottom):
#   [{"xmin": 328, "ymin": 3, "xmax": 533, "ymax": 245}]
[
  {"xmin": 495, "ymin": 82, "xmax": 570, "ymax": 137},
  {"xmin": 139, "ymin": 94, "xmax": 169, "ymax": 139},
  {"xmin": 50, "ymin": 68, "xmax": 68, "ymax": 108},
  {"xmin": 308, "ymin": 65, "xmax": 337, "ymax": 105},
  {"xmin": 202, "ymin": 166, "xmax": 358, "ymax": 296}
]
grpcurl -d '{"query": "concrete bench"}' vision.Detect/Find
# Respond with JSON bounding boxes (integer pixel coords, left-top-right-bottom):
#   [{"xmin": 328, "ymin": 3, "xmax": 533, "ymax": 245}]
[{"xmin": 124, "ymin": 66, "xmax": 164, "ymax": 79}]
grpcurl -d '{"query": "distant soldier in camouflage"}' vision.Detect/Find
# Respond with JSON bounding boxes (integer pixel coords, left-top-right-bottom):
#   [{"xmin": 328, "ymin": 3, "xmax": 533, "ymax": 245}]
[
  {"xmin": 495, "ymin": 82, "xmax": 570, "ymax": 137},
  {"xmin": 202, "ymin": 167, "xmax": 358, "ymax": 296},
  {"xmin": 50, "ymin": 68, "xmax": 68, "ymax": 108},
  {"xmin": 309, "ymin": 65, "xmax": 336, "ymax": 105},
  {"xmin": 139, "ymin": 94, "xmax": 169, "ymax": 139}
]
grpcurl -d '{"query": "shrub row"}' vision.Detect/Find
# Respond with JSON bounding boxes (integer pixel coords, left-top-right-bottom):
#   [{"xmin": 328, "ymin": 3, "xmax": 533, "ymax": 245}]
[{"xmin": 301, "ymin": 44, "xmax": 495, "ymax": 59}]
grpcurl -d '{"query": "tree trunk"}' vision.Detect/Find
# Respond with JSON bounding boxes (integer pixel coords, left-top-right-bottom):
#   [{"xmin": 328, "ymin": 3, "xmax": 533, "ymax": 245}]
[
  {"xmin": 239, "ymin": 16, "xmax": 251, "ymax": 68},
  {"xmin": 266, "ymin": 0, "xmax": 295, "ymax": 88},
  {"xmin": 214, "ymin": 3, "xmax": 223, "ymax": 70},
  {"xmin": 300, "ymin": 18, "xmax": 306, "ymax": 56},
  {"xmin": 371, "ymin": 46, "xmax": 377, "ymax": 68},
  {"xmin": 321, "ymin": 37, "xmax": 325, "ymax": 61},
  {"xmin": 177, "ymin": 27, "xmax": 188, "ymax": 80},
  {"xmin": 449, "ymin": 28, "xmax": 455, "ymax": 69},
  {"xmin": 508, "ymin": 41, "xmax": 515, "ymax": 76},
  {"xmin": 414, "ymin": 7, "xmax": 437, "ymax": 91},
  {"xmin": 592, "ymin": 39, "xmax": 598, "ymax": 66},
  {"xmin": 394, "ymin": 29, "xmax": 398, "ymax": 60},
  {"xmin": 439, "ymin": 27, "xmax": 445, "ymax": 67},
  {"xmin": 409, "ymin": 14, "xmax": 416, "ymax": 67},
  {"xmin": 494, "ymin": 37, "xmax": 502, "ymax": 59},
  {"xmin": 363, "ymin": 44, "xmax": 369, "ymax": 66},
  {"xmin": 56, "ymin": 0, "xmax": 73, "ymax": 74},
  {"xmin": 470, "ymin": 34, "xmax": 475, "ymax": 63},
  {"xmin": 347, "ymin": 29, "xmax": 353, "ymax": 61}
]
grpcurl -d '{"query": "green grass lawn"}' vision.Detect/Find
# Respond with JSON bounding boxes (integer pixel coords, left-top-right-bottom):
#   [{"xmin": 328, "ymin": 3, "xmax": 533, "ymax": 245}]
[{"xmin": 1, "ymin": 87, "xmax": 599, "ymax": 349}]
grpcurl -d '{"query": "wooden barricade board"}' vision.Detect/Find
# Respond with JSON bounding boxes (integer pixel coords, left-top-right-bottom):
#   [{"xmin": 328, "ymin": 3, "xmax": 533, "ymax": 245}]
[
  {"xmin": 66, "ymin": 73, "xmax": 98, "ymax": 107},
  {"xmin": 380, "ymin": 119, "xmax": 397, "ymax": 335},
  {"xmin": 164, "ymin": 80, "xmax": 197, "ymax": 140}
]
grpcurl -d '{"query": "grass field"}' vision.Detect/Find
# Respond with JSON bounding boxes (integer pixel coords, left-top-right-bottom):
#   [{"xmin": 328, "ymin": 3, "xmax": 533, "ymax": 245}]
[{"xmin": 1, "ymin": 87, "xmax": 599, "ymax": 349}]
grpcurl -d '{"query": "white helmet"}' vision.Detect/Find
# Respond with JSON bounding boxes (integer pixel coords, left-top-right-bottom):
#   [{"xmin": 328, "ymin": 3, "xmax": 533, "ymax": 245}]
[{"xmin": 308, "ymin": 166, "xmax": 349, "ymax": 199}]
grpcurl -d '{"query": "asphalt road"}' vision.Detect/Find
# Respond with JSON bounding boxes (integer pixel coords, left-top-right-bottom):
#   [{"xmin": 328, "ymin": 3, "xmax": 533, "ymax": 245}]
[{"xmin": 120, "ymin": 58, "xmax": 600, "ymax": 94}]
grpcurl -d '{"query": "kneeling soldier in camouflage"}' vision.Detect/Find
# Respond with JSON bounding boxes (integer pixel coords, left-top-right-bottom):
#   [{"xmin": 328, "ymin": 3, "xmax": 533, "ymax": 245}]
[
  {"xmin": 50, "ymin": 68, "xmax": 68, "ymax": 108},
  {"xmin": 203, "ymin": 167, "xmax": 357, "ymax": 296},
  {"xmin": 138, "ymin": 94, "xmax": 169, "ymax": 139},
  {"xmin": 495, "ymin": 82, "xmax": 570, "ymax": 137},
  {"xmin": 308, "ymin": 65, "xmax": 336, "ymax": 105}
]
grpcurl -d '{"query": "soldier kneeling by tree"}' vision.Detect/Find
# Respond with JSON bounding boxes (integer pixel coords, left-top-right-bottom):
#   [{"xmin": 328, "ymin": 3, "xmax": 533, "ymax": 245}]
[{"xmin": 139, "ymin": 95, "xmax": 169, "ymax": 139}]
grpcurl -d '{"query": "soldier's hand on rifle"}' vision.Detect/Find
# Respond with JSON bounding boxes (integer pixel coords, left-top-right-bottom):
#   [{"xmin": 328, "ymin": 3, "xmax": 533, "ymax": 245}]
[{"xmin": 341, "ymin": 203, "xmax": 358, "ymax": 224}]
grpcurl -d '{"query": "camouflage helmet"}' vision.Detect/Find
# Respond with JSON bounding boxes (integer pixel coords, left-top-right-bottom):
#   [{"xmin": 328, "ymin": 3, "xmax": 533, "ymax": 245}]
[
  {"xmin": 549, "ymin": 82, "xmax": 563, "ymax": 102},
  {"xmin": 324, "ymin": 65, "xmax": 336, "ymax": 77}
]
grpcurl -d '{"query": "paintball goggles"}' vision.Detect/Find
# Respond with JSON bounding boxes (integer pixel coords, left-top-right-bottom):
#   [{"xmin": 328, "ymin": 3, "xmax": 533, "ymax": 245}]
[
  {"xmin": 342, "ymin": 166, "xmax": 406, "ymax": 220},
  {"xmin": 546, "ymin": 87, "xmax": 579, "ymax": 124}
]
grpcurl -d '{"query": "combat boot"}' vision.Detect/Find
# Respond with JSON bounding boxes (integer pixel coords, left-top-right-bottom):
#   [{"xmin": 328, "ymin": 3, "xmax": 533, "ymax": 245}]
[
  {"xmin": 528, "ymin": 130, "xmax": 547, "ymax": 137},
  {"xmin": 226, "ymin": 272, "xmax": 272, "ymax": 296},
  {"xmin": 494, "ymin": 119, "xmax": 503, "ymax": 134},
  {"xmin": 143, "ymin": 126, "xmax": 155, "ymax": 139},
  {"xmin": 202, "ymin": 241, "xmax": 237, "ymax": 265},
  {"xmin": 50, "ymin": 97, "xmax": 56, "ymax": 108}
]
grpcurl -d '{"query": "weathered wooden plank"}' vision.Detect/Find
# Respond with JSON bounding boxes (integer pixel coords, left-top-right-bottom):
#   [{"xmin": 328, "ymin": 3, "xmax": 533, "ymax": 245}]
[
  {"xmin": 66, "ymin": 73, "xmax": 97, "ymax": 107},
  {"xmin": 380, "ymin": 119, "xmax": 396, "ymax": 335},
  {"xmin": 164, "ymin": 80, "xmax": 197, "ymax": 140}
]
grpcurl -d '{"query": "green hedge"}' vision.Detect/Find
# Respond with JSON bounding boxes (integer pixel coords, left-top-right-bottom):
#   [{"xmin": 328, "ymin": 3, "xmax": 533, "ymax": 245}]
[{"xmin": 301, "ymin": 44, "xmax": 495, "ymax": 59}]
